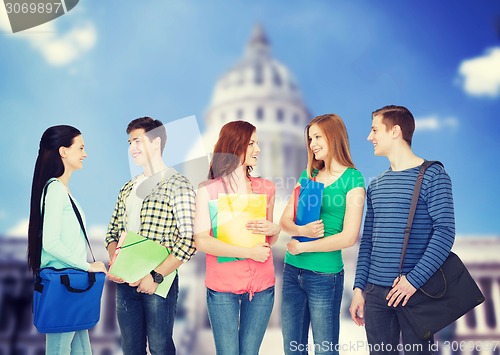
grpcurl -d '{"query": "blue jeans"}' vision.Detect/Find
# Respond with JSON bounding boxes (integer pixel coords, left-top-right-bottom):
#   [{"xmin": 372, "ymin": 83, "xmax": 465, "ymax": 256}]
[
  {"xmin": 206, "ymin": 285, "xmax": 274, "ymax": 355},
  {"xmin": 46, "ymin": 330, "xmax": 91, "ymax": 355},
  {"xmin": 116, "ymin": 275, "xmax": 178, "ymax": 355},
  {"xmin": 364, "ymin": 283, "xmax": 434, "ymax": 355},
  {"xmin": 281, "ymin": 263, "xmax": 344, "ymax": 355}
]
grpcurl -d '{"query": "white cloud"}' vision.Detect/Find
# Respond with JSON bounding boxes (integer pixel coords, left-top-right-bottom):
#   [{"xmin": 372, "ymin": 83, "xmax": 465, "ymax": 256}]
[
  {"xmin": 458, "ymin": 47, "xmax": 500, "ymax": 97},
  {"xmin": 6, "ymin": 218, "xmax": 29, "ymax": 238},
  {"xmin": 415, "ymin": 116, "xmax": 459, "ymax": 132},
  {"xmin": 1, "ymin": 9, "xmax": 97, "ymax": 67},
  {"xmin": 27, "ymin": 21, "xmax": 97, "ymax": 66}
]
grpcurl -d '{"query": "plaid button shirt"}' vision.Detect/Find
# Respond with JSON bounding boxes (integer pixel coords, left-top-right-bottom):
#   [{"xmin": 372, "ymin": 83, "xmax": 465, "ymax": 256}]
[{"xmin": 105, "ymin": 171, "xmax": 196, "ymax": 263}]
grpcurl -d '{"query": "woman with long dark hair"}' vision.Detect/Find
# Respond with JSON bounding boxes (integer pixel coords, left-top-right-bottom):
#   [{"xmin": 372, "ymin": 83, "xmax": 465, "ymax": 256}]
[
  {"xmin": 28, "ymin": 125, "xmax": 106, "ymax": 354},
  {"xmin": 194, "ymin": 120, "xmax": 281, "ymax": 354}
]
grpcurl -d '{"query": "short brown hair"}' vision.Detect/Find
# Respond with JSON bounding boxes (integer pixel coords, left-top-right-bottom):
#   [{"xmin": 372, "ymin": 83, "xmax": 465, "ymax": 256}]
[
  {"xmin": 126, "ymin": 117, "xmax": 167, "ymax": 153},
  {"xmin": 372, "ymin": 105, "xmax": 415, "ymax": 146}
]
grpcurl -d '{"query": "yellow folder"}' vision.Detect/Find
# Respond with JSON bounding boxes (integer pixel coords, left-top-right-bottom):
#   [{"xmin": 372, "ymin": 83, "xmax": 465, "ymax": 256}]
[
  {"xmin": 109, "ymin": 232, "xmax": 176, "ymax": 298},
  {"xmin": 216, "ymin": 193, "xmax": 267, "ymax": 248}
]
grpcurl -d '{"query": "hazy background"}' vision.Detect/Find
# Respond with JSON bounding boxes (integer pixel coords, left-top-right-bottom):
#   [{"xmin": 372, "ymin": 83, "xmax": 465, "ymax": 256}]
[{"xmin": 1, "ymin": 1, "xmax": 499, "ymax": 354}]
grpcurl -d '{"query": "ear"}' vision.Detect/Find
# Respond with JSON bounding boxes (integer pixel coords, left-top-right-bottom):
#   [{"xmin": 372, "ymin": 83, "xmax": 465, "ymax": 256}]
[
  {"xmin": 152, "ymin": 136, "xmax": 161, "ymax": 150},
  {"xmin": 59, "ymin": 146, "xmax": 67, "ymax": 158},
  {"xmin": 392, "ymin": 125, "xmax": 402, "ymax": 139}
]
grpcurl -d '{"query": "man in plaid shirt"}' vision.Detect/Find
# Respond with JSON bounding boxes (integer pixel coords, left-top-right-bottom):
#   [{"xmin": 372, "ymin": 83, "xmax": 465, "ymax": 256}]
[{"xmin": 105, "ymin": 117, "xmax": 196, "ymax": 355}]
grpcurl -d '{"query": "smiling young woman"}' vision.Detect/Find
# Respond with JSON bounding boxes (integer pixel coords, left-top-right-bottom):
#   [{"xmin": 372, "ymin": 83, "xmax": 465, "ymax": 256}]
[
  {"xmin": 194, "ymin": 120, "xmax": 281, "ymax": 355},
  {"xmin": 279, "ymin": 114, "xmax": 366, "ymax": 355},
  {"xmin": 28, "ymin": 125, "xmax": 107, "ymax": 355}
]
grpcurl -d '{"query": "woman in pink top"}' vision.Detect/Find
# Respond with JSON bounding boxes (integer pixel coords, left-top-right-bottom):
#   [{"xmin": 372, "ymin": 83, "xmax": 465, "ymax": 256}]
[{"xmin": 194, "ymin": 120, "xmax": 281, "ymax": 355}]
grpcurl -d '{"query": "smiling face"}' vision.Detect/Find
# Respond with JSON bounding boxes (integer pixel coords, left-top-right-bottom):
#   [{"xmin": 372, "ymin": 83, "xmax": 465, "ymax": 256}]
[
  {"xmin": 242, "ymin": 131, "xmax": 260, "ymax": 167},
  {"xmin": 308, "ymin": 124, "xmax": 329, "ymax": 162},
  {"xmin": 60, "ymin": 134, "xmax": 87, "ymax": 172},
  {"xmin": 128, "ymin": 128, "xmax": 156, "ymax": 167},
  {"xmin": 368, "ymin": 114, "xmax": 393, "ymax": 156}
]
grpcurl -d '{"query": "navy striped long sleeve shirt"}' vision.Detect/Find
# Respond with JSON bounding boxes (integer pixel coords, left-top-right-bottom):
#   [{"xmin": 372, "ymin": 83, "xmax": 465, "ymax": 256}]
[{"xmin": 354, "ymin": 162, "xmax": 455, "ymax": 290}]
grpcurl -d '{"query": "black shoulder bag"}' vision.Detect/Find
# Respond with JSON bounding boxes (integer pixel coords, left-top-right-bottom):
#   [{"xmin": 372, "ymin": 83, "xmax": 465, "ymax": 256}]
[{"xmin": 398, "ymin": 161, "xmax": 485, "ymax": 340}]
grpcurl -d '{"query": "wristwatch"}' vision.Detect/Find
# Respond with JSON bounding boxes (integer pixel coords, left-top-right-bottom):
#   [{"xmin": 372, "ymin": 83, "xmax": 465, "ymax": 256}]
[{"xmin": 150, "ymin": 270, "xmax": 164, "ymax": 284}]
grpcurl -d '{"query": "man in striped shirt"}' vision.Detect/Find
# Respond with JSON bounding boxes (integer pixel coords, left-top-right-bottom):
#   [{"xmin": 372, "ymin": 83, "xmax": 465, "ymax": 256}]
[{"xmin": 350, "ymin": 105, "xmax": 455, "ymax": 354}]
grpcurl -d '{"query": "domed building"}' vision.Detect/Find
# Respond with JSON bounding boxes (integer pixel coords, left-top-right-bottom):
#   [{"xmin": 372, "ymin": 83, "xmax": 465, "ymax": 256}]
[{"xmin": 202, "ymin": 24, "xmax": 310, "ymax": 193}]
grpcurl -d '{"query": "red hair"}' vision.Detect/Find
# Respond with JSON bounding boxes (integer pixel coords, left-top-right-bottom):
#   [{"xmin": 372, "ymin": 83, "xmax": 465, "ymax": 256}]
[{"xmin": 208, "ymin": 120, "xmax": 256, "ymax": 180}]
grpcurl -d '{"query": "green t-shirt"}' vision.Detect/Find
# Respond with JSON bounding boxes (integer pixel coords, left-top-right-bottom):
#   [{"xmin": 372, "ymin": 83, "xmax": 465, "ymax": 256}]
[{"xmin": 285, "ymin": 167, "xmax": 365, "ymax": 273}]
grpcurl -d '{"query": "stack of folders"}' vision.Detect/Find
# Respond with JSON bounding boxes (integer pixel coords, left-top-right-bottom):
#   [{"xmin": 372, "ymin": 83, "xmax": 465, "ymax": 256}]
[
  {"xmin": 109, "ymin": 232, "xmax": 176, "ymax": 298},
  {"xmin": 209, "ymin": 193, "xmax": 267, "ymax": 263},
  {"xmin": 293, "ymin": 180, "xmax": 325, "ymax": 242}
]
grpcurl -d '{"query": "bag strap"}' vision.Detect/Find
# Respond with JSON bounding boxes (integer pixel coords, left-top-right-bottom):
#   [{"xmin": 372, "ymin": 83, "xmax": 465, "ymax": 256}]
[
  {"xmin": 398, "ymin": 160, "xmax": 444, "ymax": 277},
  {"xmin": 60, "ymin": 272, "xmax": 96, "ymax": 293},
  {"xmin": 68, "ymin": 195, "xmax": 96, "ymax": 262},
  {"xmin": 39, "ymin": 179, "xmax": 96, "ymax": 272}
]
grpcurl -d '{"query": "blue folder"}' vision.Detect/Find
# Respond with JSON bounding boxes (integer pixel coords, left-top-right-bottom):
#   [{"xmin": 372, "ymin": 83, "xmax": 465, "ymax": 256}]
[{"xmin": 293, "ymin": 180, "xmax": 324, "ymax": 242}]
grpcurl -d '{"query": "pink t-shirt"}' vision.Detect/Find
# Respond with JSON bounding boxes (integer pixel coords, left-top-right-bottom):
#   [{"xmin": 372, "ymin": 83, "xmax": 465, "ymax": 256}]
[{"xmin": 203, "ymin": 177, "xmax": 276, "ymax": 299}]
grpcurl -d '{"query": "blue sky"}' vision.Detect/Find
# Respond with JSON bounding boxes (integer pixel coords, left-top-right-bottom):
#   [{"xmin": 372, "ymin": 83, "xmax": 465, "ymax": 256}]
[{"xmin": 1, "ymin": 0, "xmax": 499, "ymax": 237}]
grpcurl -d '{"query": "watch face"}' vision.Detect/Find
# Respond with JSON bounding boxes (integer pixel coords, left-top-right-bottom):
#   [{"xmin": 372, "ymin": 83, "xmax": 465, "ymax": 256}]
[{"xmin": 151, "ymin": 271, "xmax": 163, "ymax": 283}]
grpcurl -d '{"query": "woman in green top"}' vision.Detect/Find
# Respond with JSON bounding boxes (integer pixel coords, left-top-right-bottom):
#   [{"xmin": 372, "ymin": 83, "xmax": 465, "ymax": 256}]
[
  {"xmin": 28, "ymin": 125, "xmax": 107, "ymax": 355},
  {"xmin": 280, "ymin": 114, "xmax": 366, "ymax": 355}
]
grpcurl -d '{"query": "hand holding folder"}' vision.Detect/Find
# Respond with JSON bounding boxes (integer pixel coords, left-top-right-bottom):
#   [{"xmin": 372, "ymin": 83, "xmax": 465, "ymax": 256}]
[
  {"xmin": 109, "ymin": 232, "xmax": 176, "ymax": 298},
  {"xmin": 217, "ymin": 193, "xmax": 267, "ymax": 247},
  {"xmin": 293, "ymin": 179, "xmax": 324, "ymax": 242},
  {"xmin": 208, "ymin": 193, "xmax": 267, "ymax": 262}
]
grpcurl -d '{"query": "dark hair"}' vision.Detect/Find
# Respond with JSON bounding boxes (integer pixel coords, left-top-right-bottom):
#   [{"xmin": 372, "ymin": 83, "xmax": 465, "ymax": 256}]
[
  {"xmin": 305, "ymin": 114, "xmax": 355, "ymax": 179},
  {"xmin": 126, "ymin": 117, "xmax": 167, "ymax": 153},
  {"xmin": 372, "ymin": 105, "xmax": 415, "ymax": 146},
  {"xmin": 208, "ymin": 120, "xmax": 256, "ymax": 180},
  {"xmin": 27, "ymin": 125, "xmax": 82, "ymax": 274}
]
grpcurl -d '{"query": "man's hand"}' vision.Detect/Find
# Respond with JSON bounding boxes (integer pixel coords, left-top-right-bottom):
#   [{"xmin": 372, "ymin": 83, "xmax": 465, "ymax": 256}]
[
  {"xmin": 108, "ymin": 273, "xmax": 125, "ymax": 284},
  {"xmin": 130, "ymin": 275, "xmax": 159, "ymax": 295},
  {"xmin": 386, "ymin": 275, "xmax": 417, "ymax": 307},
  {"xmin": 349, "ymin": 288, "xmax": 365, "ymax": 326}
]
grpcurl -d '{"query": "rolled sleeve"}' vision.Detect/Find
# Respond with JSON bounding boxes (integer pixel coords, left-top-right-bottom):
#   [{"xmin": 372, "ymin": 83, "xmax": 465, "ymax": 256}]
[
  {"xmin": 105, "ymin": 182, "xmax": 131, "ymax": 248},
  {"xmin": 171, "ymin": 180, "xmax": 196, "ymax": 262}
]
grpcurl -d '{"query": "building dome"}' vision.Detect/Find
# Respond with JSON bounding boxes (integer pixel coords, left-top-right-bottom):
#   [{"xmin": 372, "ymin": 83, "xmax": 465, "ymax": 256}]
[
  {"xmin": 208, "ymin": 25, "xmax": 306, "ymax": 115},
  {"xmin": 204, "ymin": 24, "xmax": 310, "ymax": 188}
]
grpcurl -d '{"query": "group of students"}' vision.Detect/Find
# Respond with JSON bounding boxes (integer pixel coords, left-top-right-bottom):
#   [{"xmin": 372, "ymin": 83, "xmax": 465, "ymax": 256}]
[{"xmin": 27, "ymin": 104, "xmax": 455, "ymax": 355}]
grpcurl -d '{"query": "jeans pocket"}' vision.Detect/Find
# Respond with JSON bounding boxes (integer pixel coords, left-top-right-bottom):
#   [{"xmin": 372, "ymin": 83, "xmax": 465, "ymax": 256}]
[
  {"xmin": 365, "ymin": 283, "xmax": 376, "ymax": 294},
  {"xmin": 310, "ymin": 269, "xmax": 343, "ymax": 278}
]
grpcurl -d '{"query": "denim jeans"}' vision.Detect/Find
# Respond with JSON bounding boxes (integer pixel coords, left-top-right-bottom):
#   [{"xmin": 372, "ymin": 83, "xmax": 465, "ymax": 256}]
[
  {"xmin": 46, "ymin": 330, "xmax": 91, "ymax": 355},
  {"xmin": 206, "ymin": 285, "xmax": 274, "ymax": 355},
  {"xmin": 364, "ymin": 283, "xmax": 434, "ymax": 355},
  {"xmin": 116, "ymin": 275, "xmax": 178, "ymax": 355},
  {"xmin": 281, "ymin": 263, "xmax": 344, "ymax": 355}
]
